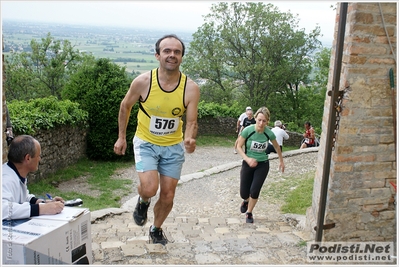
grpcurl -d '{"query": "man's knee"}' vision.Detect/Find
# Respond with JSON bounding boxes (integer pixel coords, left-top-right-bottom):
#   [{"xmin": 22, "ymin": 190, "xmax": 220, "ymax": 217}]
[
  {"xmin": 138, "ymin": 172, "xmax": 160, "ymax": 197},
  {"xmin": 138, "ymin": 184, "xmax": 158, "ymax": 198},
  {"xmin": 159, "ymin": 190, "xmax": 175, "ymax": 204},
  {"xmin": 158, "ymin": 176, "xmax": 178, "ymax": 202}
]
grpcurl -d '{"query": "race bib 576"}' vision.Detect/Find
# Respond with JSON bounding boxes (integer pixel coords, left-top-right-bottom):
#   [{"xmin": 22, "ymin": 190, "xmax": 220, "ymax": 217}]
[{"xmin": 149, "ymin": 116, "xmax": 179, "ymax": 136}]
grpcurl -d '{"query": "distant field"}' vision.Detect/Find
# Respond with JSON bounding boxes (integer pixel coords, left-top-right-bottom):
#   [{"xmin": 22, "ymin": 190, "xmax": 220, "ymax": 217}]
[
  {"xmin": 3, "ymin": 32, "xmax": 159, "ymax": 73},
  {"xmin": 74, "ymin": 41, "xmax": 159, "ymax": 73}
]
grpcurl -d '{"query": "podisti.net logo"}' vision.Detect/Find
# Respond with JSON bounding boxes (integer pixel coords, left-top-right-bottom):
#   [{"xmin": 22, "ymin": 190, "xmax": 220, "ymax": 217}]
[{"xmin": 307, "ymin": 242, "xmax": 395, "ymax": 263}]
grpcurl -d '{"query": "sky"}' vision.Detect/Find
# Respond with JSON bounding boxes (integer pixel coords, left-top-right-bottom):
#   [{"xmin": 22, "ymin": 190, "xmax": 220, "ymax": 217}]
[{"xmin": 1, "ymin": 1, "xmax": 338, "ymax": 45}]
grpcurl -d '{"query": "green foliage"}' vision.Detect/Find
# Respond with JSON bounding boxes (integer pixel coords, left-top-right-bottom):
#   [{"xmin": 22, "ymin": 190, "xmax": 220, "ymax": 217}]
[
  {"xmin": 4, "ymin": 33, "xmax": 84, "ymax": 101},
  {"xmin": 182, "ymin": 1, "xmax": 328, "ymax": 134},
  {"xmin": 7, "ymin": 96, "xmax": 88, "ymax": 135},
  {"xmin": 182, "ymin": 2, "xmax": 322, "ymax": 109},
  {"xmin": 62, "ymin": 58, "xmax": 134, "ymax": 160},
  {"xmin": 198, "ymin": 78, "xmax": 237, "ymax": 105},
  {"xmin": 313, "ymin": 47, "xmax": 332, "ymax": 86},
  {"xmin": 265, "ymin": 48, "xmax": 331, "ymax": 133},
  {"xmin": 267, "ymin": 84, "xmax": 324, "ymax": 133},
  {"xmin": 197, "ymin": 100, "xmax": 242, "ymax": 118}
]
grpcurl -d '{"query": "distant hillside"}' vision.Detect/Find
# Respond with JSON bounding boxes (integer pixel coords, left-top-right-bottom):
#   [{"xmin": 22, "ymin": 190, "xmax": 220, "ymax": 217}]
[{"xmin": 2, "ymin": 19, "xmax": 194, "ymax": 74}]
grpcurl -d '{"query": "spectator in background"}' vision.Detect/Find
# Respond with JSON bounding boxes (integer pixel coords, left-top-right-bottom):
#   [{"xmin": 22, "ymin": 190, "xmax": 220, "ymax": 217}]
[
  {"xmin": 300, "ymin": 121, "xmax": 315, "ymax": 149},
  {"xmin": 266, "ymin": 120, "xmax": 289, "ymax": 154},
  {"xmin": 234, "ymin": 106, "xmax": 252, "ymax": 153},
  {"xmin": 2, "ymin": 135, "xmax": 65, "ymax": 220},
  {"xmin": 241, "ymin": 109, "xmax": 256, "ymax": 131}
]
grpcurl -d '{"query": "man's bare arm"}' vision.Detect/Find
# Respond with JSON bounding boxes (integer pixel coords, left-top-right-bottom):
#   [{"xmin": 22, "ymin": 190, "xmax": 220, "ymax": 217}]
[
  {"xmin": 114, "ymin": 73, "xmax": 149, "ymax": 155},
  {"xmin": 183, "ymin": 79, "xmax": 200, "ymax": 153}
]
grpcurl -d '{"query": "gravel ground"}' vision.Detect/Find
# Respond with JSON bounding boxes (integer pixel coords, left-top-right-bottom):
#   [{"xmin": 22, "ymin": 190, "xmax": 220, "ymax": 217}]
[
  {"xmin": 172, "ymin": 147, "xmax": 317, "ymax": 219},
  {"xmin": 85, "ymin": 146, "xmax": 318, "ymax": 265},
  {"xmin": 117, "ymin": 146, "xmax": 244, "ymax": 205},
  {"xmin": 116, "ymin": 146, "xmax": 318, "ymax": 222},
  {"xmin": 58, "ymin": 145, "xmax": 318, "ymax": 221}
]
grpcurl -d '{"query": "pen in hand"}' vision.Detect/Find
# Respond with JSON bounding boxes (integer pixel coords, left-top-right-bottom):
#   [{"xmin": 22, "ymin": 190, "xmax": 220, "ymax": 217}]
[{"xmin": 45, "ymin": 194, "xmax": 65, "ymax": 204}]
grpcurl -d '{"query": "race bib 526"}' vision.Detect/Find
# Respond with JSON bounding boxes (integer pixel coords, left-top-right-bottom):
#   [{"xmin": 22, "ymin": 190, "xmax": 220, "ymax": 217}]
[{"xmin": 250, "ymin": 141, "xmax": 267, "ymax": 152}]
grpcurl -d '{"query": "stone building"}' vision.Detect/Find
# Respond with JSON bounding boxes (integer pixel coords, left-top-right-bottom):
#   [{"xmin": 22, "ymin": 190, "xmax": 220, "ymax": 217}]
[{"xmin": 307, "ymin": 2, "xmax": 397, "ymax": 242}]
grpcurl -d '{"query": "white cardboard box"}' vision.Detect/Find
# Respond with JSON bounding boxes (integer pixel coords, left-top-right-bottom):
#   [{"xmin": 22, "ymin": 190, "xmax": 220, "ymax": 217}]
[
  {"xmin": 2, "ymin": 218, "xmax": 71, "ymax": 264},
  {"xmin": 2, "ymin": 207, "xmax": 92, "ymax": 264},
  {"xmin": 34, "ymin": 207, "xmax": 92, "ymax": 264}
]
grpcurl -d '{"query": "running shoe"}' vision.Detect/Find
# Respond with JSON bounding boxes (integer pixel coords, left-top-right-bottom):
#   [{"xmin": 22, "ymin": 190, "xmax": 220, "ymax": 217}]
[
  {"xmin": 133, "ymin": 197, "xmax": 150, "ymax": 226},
  {"xmin": 240, "ymin": 200, "xmax": 248, "ymax": 213},
  {"xmin": 246, "ymin": 212, "xmax": 254, "ymax": 223},
  {"xmin": 149, "ymin": 226, "xmax": 168, "ymax": 245}
]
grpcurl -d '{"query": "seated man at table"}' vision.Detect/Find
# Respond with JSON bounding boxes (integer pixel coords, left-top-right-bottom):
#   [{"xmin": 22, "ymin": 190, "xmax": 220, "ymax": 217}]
[{"xmin": 2, "ymin": 135, "xmax": 64, "ymax": 220}]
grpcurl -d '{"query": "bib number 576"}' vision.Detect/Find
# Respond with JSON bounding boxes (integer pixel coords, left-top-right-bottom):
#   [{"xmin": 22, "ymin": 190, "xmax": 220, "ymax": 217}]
[{"xmin": 155, "ymin": 118, "xmax": 175, "ymax": 130}]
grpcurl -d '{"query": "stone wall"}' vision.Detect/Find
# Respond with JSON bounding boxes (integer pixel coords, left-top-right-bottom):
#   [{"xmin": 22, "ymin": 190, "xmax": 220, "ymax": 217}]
[
  {"xmin": 307, "ymin": 3, "xmax": 397, "ymax": 241},
  {"xmin": 196, "ymin": 116, "xmax": 304, "ymax": 148},
  {"xmin": 27, "ymin": 125, "xmax": 87, "ymax": 182},
  {"xmin": 197, "ymin": 116, "xmax": 237, "ymax": 136},
  {"xmin": 1, "ymin": 116, "xmax": 87, "ymax": 183}
]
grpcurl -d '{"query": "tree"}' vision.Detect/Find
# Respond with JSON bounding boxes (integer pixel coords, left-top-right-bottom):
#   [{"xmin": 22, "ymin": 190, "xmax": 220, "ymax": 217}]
[
  {"xmin": 313, "ymin": 47, "xmax": 332, "ymax": 87},
  {"xmin": 182, "ymin": 2, "xmax": 322, "ymax": 108},
  {"xmin": 299, "ymin": 47, "xmax": 332, "ymax": 132},
  {"xmin": 62, "ymin": 58, "xmax": 134, "ymax": 160},
  {"xmin": 267, "ymin": 47, "xmax": 331, "ymax": 132},
  {"xmin": 4, "ymin": 33, "xmax": 83, "ymax": 100}
]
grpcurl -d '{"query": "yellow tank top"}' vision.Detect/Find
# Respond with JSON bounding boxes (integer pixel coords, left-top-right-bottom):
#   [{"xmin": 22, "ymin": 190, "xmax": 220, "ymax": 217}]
[{"xmin": 135, "ymin": 68, "xmax": 187, "ymax": 146}]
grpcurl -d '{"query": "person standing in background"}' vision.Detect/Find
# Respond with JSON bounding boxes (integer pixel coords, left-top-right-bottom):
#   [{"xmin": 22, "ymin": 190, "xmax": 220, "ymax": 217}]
[
  {"xmin": 234, "ymin": 106, "xmax": 252, "ymax": 153},
  {"xmin": 240, "ymin": 109, "xmax": 256, "ymax": 132},
  {"xmin": 266, "ymin": 120, "xmax": 289, "ymax": 154}
]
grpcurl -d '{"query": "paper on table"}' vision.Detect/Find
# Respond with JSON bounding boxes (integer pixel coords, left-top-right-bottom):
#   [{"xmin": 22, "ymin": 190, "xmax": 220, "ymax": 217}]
[{"xmin": 35, "ymin": 206, "xmax": 88, "ymax": 221}]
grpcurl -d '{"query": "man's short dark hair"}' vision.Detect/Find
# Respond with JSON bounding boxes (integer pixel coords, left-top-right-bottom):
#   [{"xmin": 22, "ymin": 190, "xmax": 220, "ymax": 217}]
[
  {"xmin": 8, "ymin": 135, "xmax": 38, "ymax": 163},
  {"xmin": 155, "ymin": 34, "xmax": 185, "ymax": 57}
]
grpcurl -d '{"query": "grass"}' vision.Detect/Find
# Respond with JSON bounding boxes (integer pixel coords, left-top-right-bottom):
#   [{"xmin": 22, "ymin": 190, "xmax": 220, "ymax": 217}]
[
  {"xmin": 196, "ymin": 134, "xmax": 237, "ymax": 147},
  {"xmin": 282, "ymin": 145, "xmax": 298, "ymax": 152},
  {"xmin": 262, "ymin": 171, "xmax": 315, "ymax": 215},
  {"xmin": 28, "ymin": 158, "xmax": 133, "ymax": 211},
  {"xmin": 29, "ymin": 135, "xmax": 302, "ymax": 212}
]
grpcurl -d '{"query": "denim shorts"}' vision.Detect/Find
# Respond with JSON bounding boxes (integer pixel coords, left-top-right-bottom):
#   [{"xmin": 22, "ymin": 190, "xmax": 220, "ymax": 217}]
[{"xmin": 133, "ymin": 136, "xmax": 185, "ymax": 180}]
